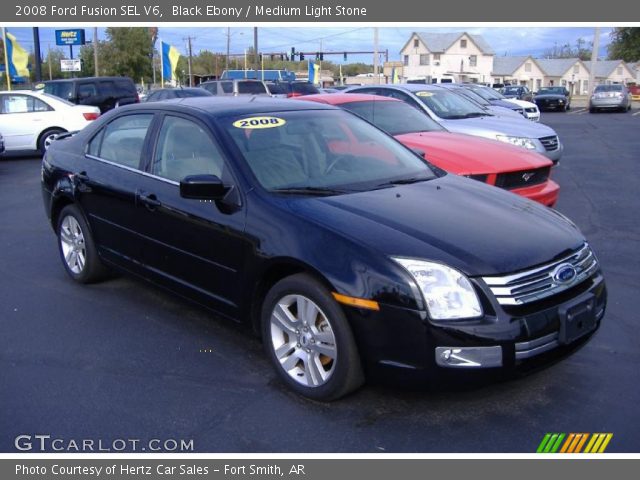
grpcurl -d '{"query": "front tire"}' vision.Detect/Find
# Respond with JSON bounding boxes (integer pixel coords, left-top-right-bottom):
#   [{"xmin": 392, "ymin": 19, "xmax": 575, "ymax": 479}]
[
  {"xmin": 261, "ymin": 274, "xmax": 364, "ymax": 401},
  {"xmin": 56, "ymin": 204, "xmax": 109, "ymax": 283}
]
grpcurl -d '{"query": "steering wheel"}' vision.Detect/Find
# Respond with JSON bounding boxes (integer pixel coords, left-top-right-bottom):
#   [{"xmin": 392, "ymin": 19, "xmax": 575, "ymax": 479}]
[{"xmin": 324, "ymin": 154, "xmax": 352, "ymax": 175}]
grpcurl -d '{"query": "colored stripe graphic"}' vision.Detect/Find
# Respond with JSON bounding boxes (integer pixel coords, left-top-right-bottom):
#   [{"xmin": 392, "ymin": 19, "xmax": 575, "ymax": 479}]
[{"xmin": 538, "ymin": 433, "xmax": 612, "ymax": 453}]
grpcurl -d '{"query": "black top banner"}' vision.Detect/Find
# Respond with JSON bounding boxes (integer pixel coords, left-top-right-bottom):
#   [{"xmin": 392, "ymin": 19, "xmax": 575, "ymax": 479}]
[{"xmin": 6, "ymin": 0, "xmax": 639, "ymax": 22}]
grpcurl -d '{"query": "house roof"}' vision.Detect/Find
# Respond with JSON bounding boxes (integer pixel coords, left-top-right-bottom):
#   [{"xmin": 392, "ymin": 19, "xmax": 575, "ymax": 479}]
[
  {"xmin": 626, "ymin": 62, "xmax": 638, "ymax": 72},
  {"xmin": 492, "ymin": 56, "xmax": 533, "ymax": 75},
  {"xmin": 536, "ymin": 58, "xmax": 582, "ymax": 77},
  {"xmin": 591, "ymin": 60, "xmax": 630, "ymax": 77},
  {"xmin": 407, "ymin": 32, "xmax": 494, "ymax": 55}
]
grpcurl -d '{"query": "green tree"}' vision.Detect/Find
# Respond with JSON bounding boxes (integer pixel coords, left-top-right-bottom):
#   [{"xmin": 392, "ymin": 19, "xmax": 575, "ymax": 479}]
[
  {"xmin": 608, "ymin": 28, "xmax": 640, "ymax": 61},
  {"xmin": 101, "ymin": 27, "xmax": 154, "ymax": 82}
]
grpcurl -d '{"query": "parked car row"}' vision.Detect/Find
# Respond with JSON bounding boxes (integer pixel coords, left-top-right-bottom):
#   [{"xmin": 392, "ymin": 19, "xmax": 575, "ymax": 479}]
[{"xmin": 41, "ymin": 97, "xmax": 607, "ymax": 400}]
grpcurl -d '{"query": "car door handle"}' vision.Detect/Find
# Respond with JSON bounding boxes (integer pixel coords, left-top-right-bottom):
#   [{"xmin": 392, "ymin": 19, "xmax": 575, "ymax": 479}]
[{"xmin": 138, "ymin": 192, "xmax": 161, "ymax": 210}]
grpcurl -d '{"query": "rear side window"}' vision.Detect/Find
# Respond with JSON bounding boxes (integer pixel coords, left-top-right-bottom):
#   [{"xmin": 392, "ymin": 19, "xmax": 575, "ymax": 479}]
[
  {"xmin": 116, "ymin": 80, "xmax": 135, "ymax": 96},
  {"xmin": 99, "ymin": 81, "xmax": 116, "ymax": 97},
  {"xmin": 221, "ymin": 82, "xmax": 233, "ymax": 94},
  {"xmin": 77, "ymin": 83, "xmax": 97, "ymax": 98},
  {"xmin": 237, "ymin": 82, "xmax": 268, "ymax": 94},
  {"xmin": 89, "ymin": 114, "xmax": 153, "ymax": 169}
]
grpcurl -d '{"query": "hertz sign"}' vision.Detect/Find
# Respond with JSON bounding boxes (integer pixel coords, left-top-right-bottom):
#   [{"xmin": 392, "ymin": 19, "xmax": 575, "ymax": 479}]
[{"xmin": 55, "ymin": 29, "xmax": 86, "ymax": 46}]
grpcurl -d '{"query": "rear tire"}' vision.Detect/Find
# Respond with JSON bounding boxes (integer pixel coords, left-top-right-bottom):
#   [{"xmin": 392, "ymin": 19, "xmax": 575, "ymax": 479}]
[
  {"xmin": 38, "ymin": 128, "xmax": 65, "ymax": 154},
  {"xmin": 56, "ymin": 204, "xmax": 109, "ymax": 283},
  {"xmin": 261, "ymin": 273, "xmax": 364, "ymax": 401}
]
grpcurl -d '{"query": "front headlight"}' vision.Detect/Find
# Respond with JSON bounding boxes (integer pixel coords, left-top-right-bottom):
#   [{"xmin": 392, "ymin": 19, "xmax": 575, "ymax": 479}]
[
  {"xmin": 393, "ymin": 258, "xmax": 482, "ymax": 320},
  {"xmin": 495, "ymin": 135, "xmax": 537, "ymax": 150}
]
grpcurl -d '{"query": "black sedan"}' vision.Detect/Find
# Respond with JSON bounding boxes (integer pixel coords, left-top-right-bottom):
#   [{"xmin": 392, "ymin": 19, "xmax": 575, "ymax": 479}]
[
  {"xmin": 144, "ymin": 87, "xmax": 213, "ymax": 102},
  {"xmin": 534, "ymin": 87, "xmax": 572, "ymax": 111},
  {"xmin": 41, "ymin": 98, "xmax": 606, "ymax": 400}
]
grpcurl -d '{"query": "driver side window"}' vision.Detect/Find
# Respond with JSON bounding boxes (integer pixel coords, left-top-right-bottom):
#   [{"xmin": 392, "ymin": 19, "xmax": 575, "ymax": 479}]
[{"xmin": 151, "ymin": 116, "xmax": 225, "ymax": 182}]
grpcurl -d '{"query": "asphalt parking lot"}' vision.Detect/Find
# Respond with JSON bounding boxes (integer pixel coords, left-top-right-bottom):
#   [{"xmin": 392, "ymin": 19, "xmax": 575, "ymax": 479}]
[{"xmin": 1, "ymin": 107, "xmax": 639, "ymax": 453}]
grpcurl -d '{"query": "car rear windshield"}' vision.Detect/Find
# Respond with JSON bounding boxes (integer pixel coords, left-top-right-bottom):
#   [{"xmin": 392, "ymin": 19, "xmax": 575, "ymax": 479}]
[
  {"xmin": 415, "ymin": 89, "xmax": 489, "ymax": 119},
  {"xmin": 222, "ymin": 109, "xmax": 436, "ymax": 192},
  {"xmin": 341, "ymin": 100, "xmax": 444, "ymax": 135},
  {"xmin": 291, "ymin": 83, "xmax": 320, "ymax": 95},
  {"xmin": 267, "ymin": 83, "xmax": 287, "ymax": 94},
  {"xmin": 44, "ymin": 81, "xmax": 73, "ymax": 100},
  {"xmin": 237, "ymin": 81, "xmax": 268, "ymax": 94},
  {"xmin": 594, "ymin": 85, "xmax": 623, "ymax": 92}
]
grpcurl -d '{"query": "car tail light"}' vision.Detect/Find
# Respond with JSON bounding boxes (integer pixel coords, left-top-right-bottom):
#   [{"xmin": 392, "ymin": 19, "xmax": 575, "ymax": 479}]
[
  {"xmin": 287, "ymin": 92, "xmax": 302, "ymax": 98},
  {"xmin": 83, "ymin": 112, "xmax": 100, "ymax": 121}
]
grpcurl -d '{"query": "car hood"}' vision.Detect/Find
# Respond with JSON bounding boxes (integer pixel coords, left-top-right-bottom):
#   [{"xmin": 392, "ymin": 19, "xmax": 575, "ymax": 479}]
[
  {"xmin": 503, "ymin": 98, "xmax": 537, "ymax": 109},
  {"xmin": 394, "ymin": 131, "xmax": 551, "ymax": 175},
  {"xmin": 439, "ymin": 115, "xmax": 556, "ymax": 139},
  {"xmin": 489, "ymin": 99, "xmax": 521, "ymax": 110},
  {"xmin": 488, "ymin": 106, "xmax": 524, "ymax": 119},
  {"xmin": 287, "ymin": 174, "xmax": 583, "ymax": 277}
]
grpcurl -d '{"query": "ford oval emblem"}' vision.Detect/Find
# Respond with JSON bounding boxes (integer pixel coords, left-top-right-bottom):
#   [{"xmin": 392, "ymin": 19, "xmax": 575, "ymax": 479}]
[{"xmin": 553, "ymin": 263, "xmax": 577, "ymax": 284}]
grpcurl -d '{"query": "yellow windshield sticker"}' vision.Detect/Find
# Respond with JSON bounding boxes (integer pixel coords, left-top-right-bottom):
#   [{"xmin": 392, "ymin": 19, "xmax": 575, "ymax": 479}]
[
  {"xmin": 416, "ymin": 91, "xmax": 433, "ymax": 97},
  {"xmin": 233, "ymin": 116, "xmax": 286, "ymax": 129}
]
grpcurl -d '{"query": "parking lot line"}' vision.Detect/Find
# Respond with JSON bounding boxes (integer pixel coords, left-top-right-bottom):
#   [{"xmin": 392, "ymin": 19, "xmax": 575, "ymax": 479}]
[
  {"xmin": 568, "ymin": 108, "xmax": 587, "ymax": 115},
  {"xmin": 632, "ymin": 110, "xmax": 640, "ymax": 116}
]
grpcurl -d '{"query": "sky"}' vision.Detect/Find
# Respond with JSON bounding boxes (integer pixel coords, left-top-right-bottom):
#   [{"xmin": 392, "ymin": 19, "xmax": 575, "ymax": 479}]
[{"xmin": 6, "ymin": 26, "xmax": 614, "ymax": 65}]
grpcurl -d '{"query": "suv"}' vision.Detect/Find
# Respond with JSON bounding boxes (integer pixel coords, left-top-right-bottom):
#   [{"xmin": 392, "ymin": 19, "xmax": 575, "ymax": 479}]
[
  {"xmin": 42, "ymin": 77, "xmax": 139, "ymax": 114},
  {"xmin": 199, "ymin": 79, "xmax": 270, "ymax": 96},
  {"xmin": 266, "ymin": 81, "xmax": 320, "ymax": 98}
]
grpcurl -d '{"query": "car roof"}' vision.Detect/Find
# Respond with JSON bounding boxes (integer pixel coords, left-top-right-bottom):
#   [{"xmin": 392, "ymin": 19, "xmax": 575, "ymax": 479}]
[
  {"xmin": 298, "ymin": 93, "xmax": 398, "ymax": 105},
  {"xmin": 44, "ymin": 77, "xmax": 132, "ymax": 83},
  {"xmin": 362, "ymin": 83, "xmax": 445, "ymax": 93},
  {"xmin": 117, "ymin": 96, "xmax": 338, "ymax": 117}
]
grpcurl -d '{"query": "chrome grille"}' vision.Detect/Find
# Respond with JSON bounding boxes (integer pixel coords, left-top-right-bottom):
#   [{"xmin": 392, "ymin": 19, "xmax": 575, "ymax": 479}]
[
  {"xmin": 539, "ymin": 135, "xmax": 559, "ymax": 151},
  {"xmin": 481, "ymin": 244, "xmax": 598, "ymax": 306}
]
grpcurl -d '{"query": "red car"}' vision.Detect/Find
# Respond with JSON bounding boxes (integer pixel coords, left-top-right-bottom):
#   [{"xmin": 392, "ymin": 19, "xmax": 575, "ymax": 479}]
[{"xmin": 297, "ymin": 94, "xmax": 559, "ymax": 207}]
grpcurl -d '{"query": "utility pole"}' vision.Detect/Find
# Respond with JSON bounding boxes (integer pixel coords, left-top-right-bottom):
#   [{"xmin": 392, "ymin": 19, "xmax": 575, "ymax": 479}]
[
  {"xmin": 48, "ymin": 43, "xmax": 52, "ymax": 80},
  {"xmin": 373, "ymin": 27, "xmax": 379, "ymax": 84},
  {"xmin": 185, "ymin": 36, "xmax": 194, "ymax": 86},
  {"xmin": 93, "ymin": 27, "xmax": 99, "ymax": 76},
  {"xmin": 253, "ymin": 27, "xmax": 258, "ymax": 72},
  {"xmin": 33, "ymin": 27, "xmax": 42, "ymax": 82},
  {"xmin": 588, "ymin": 27, "xmax": 600, "ymax": 98},
  {"xmin": 225, "ymin": 27, "xmax": 230, "ymax": 70}
]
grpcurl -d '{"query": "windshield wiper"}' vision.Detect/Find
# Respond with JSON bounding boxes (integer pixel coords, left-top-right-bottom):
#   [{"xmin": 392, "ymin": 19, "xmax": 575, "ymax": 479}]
[
  {"xmin": 462, "ymin": 112, "xmax": 492, "ymax": 118},
  {"xmin": 271, "ymin": 186, "xmax": 350, "ymax": 196},
  {"xmin": 374, "ymin": 176, "xmax": 433, "ymax": 188}
]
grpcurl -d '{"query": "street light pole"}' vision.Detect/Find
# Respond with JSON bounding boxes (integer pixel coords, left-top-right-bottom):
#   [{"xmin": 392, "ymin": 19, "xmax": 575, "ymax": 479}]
[
  {"xmin": 226, "ymin": 27, "xmax": 230, "ymax": 70},
  {"xmin": 587, "ymin": 27, "xmax": 600, "ymax": 99},
  {"xmin": 93, "ymin": 27, "xmax": 99, "ymax": 76}
]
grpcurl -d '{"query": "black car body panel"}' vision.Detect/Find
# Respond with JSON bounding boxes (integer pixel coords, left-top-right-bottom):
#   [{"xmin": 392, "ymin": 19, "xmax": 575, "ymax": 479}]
[
  {"xmin": 43, "ymin": 76, "xmax": 139, "ymax": 113},
  {"xmin": 534, "ymin": 88, "xmax": 571, "ymax": 111},
  {"xmin": 41, "ymin": 97, "xmax": 606, "ymax": 385}
]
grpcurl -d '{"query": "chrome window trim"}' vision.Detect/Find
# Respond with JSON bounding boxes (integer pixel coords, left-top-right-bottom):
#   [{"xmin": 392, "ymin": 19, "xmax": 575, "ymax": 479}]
[{"xmin": 84, "ymin": 154, "xmax": 179, "ymax": 186}]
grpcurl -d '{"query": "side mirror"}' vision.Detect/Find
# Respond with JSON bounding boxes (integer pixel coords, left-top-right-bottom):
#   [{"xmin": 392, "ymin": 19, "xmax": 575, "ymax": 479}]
[{"xmin": 180, "ymin": 174, "xmax": 228, "ymax": 200}]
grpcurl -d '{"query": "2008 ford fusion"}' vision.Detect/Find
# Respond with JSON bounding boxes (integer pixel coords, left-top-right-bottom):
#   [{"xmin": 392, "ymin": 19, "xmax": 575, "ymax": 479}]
[{"xmin": 41, "ymin": 98, "xmax": 606, "ymax": 400}]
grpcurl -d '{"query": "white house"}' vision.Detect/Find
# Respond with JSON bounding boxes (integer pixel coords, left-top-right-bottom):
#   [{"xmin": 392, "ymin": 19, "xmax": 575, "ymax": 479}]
[
  {"xmin": 492, "ymin": 56, "xmax": 545, "ymax": 91},
  {"xmin": 592, "ymin": 60, "xmax": 635, "ymax": 85},
  {"xmin": 536, "ymin": 58, "xmax": 591, "ymax": 94},
  {"xmin": 399, "ymin": 32, "xmax": 494, "ymax": 84},
  {"xmin": 627, "ymin": 62, "xmax": 639, "ymax": 83}
]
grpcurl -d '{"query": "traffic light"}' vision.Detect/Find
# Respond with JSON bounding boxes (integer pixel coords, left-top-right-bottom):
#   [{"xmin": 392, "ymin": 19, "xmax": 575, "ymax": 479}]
[
  {"xmin": 343, "ymin": 52, "xmax": 347, "ymax": 61},
  {"xmin": 300, "ymin": 52, "xmax": 304, "ymax": 61},
  {"xmin": 319, "ymin": 52, "xmax": 324, "ymax": 61},
  {"xmin": 315, "ymin": 52, "xmax": 319, "ymax": 60},
  {"xmin": 291, "ymin": 47, "xmax": 295, "ymax": 58},
  {"xmin": 270, "ymin": 55, "xmax": 275, "ymax": 61}
]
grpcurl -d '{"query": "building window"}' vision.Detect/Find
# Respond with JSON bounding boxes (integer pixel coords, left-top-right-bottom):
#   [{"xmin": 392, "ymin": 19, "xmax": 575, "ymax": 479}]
[
  {"xmin": 617, "ymin": 67, "xmax": 623, "ymax": 75},
  {"xmin": 469, "ymin": 55, "xmax": 477, "ymax": 67},
  {"xmin": 525, "ymin": 63, "xmax": 532, "ymax": 73},
  {"xmin": 433, "ymin": 54, "xmax": 441, "ymax": 62},
  {"xmin": 403, "ymin": 55, "xmax": 409, "ymax": 66},
  {"xmin": 460, "ymin": 39, "xmax": 467, "ymax": 48},
  {"xmin": 413, "ymin": 38, "xmax": 419, "ymax": 48},
  {"xmin": 573, "ymin": 65, "xmax": 579, "ymax": 74},
  {"xmin": 419, "ymin": 54, "xmax": 430, "ymax": 66}
]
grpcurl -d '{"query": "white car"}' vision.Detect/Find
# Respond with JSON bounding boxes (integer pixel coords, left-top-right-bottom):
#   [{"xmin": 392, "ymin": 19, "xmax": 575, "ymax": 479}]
[
  {"xmin": 504, "ymin": 98, "xmax": 541, "ymax": 122},
  {"xmin": 0, "ymin": 90, "xmax": 100, "ymax": 153}
]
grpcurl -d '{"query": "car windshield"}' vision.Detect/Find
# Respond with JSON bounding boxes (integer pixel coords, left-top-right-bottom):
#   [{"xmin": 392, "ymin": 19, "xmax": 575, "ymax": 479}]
[
  {"xmin": 222, "ymin": 109, "xmax": 436, "ymax": 193},
  {"xmin": 453, "ymin": 88, "xmax": 490, "ymax": 106},
  {"xmin": 469, "ymin": 86, "xmax": 504, "ymax": 101},
  {"xmin": 44, "ymin": 81, "xmax": 73, "ymax": 100},
  {"xmin": 340, "ymin": 100, "xmax": 445, "ymax": 135},
  {"xmin": 538, "ymin": 87, "xmax": 566, "ymax": 95},
  {"xmin": 413, "ymin": 89, "xmax": 489, "ymax": 119},
  {"xmin": 502, "ymin": 86, "xmax": 521, "ymax": 95},
  {"xmin": 237, "ymin": 81, "xmax": 268, "ymax": 94},
  {"xmin": 594, "ymin": 85, "xmax": 623, "ymax": 92}
]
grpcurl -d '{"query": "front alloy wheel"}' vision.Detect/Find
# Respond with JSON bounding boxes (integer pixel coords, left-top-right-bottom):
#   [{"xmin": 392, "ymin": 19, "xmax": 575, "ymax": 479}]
[{"xmin": 262, "ymin": 274, "xmax": 364, "ymax": 401}]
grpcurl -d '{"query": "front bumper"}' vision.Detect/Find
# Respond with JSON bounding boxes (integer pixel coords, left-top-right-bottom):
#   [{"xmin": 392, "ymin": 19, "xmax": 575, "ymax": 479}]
[
  {"xmin": 535, "ymin": 99, "xmax": 568, "ymax": 111},
  {"xmin": 535, "ymin": 140, "xmax": 563, "ymax": 164},
  {"xmin": 345, "ymin": 268, "xmax": 606, "ymax": 385},
  {"xmin": 511, "ymin": 179, "xmax": 559, "ymax": 208}
]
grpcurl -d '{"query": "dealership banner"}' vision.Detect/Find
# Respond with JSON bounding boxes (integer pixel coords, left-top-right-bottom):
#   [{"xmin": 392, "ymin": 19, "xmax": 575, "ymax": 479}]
[
  {"xmin": 5, "ymin": 0, "xmax": 640, "ymax": 22},
  {"xmin": 2, "ymin": 459, "xmax": 639, "ymax": 479}
]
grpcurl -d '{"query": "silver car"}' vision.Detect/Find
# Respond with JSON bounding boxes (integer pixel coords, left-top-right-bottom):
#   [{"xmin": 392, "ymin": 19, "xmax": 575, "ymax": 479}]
[
  {"xmin": 589, "ymin": 84, "xmax": 632, "ymax": 113},
  {"xmin": 348, "ymin": 84, "xmax": 562, "ymax": 164}
]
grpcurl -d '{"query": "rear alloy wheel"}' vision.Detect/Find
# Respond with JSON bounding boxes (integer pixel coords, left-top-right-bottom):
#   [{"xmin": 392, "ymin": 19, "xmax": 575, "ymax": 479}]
[
  {"xmin": 38, "ymin": 128, "xmax": 65, "ymax": 154},
  {"xmin": 262, "ymin": 274, "xmax": 364, "ymax": 401},
  {"xmin": 57, "ymin": 205, "xmax": 108, "ymax": 283}
]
